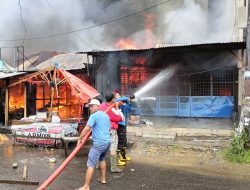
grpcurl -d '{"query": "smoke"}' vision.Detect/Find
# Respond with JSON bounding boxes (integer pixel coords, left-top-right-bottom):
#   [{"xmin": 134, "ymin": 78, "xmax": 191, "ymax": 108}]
[
  {"xmin": 0, "ymin": 0, "xmax": 93, "ymax": 63},
  {"xmin": 162, "ymin": 0, "xmax": 236, "ymax": 44},
  {"xmin": 163, "ymin": 0, "xmax": 206, "ymax": 44},
  {"xmin": 0, "ymin": 0, "xmax": 238, "ymax": 63},
  {"xmin": 0, "ymin": 0, "xmax": 101, "ymax": 51},
  {"xmin": 178, "ymin": 51, "xmax": 238, "ymax": 73}
]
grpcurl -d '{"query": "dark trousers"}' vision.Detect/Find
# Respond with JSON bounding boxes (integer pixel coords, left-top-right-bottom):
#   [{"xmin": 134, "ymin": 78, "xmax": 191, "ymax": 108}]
[{"xmin": 117, "ymin": 124, "xmax": 127, "ymax": 151}]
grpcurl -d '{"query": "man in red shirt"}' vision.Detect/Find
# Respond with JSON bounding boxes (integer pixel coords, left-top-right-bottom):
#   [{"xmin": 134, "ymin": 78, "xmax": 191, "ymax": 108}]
[{"xmin": 100, "ymin": 93, "xmax": 125, "ymax": 173}]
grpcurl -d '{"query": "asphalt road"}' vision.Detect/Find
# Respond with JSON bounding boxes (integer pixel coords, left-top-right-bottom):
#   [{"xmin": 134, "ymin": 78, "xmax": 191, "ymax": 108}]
[{"xmin": 0, "ymin": 140, "xmax": 250, "ymax": 190}]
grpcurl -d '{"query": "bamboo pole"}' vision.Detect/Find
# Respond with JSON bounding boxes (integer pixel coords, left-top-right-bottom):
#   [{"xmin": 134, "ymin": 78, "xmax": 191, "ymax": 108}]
[
  {"xmin": 0, "ymin": 179, "xmax": 38, "ymax": 185},
  {"xmin": 49, "ymin": 87, "xmax": 54, "ymax": 119},
  {"xmin": 24, "ymin": 85, "xmax": 27, "ymax": 118},
  {"xmin": 8, "ymin": 70, "xmax": 46, "ymax": 87},
  {"xmin": 49, "ymin": 67, "xmax": 57, "ymax": 118},
  {"xmin": 8, "ymin": 67, "xmax": 52, "ymax": 88},
  {"xmin": 57, "ymin": 78, "xmax": 66, "ymax": 86},
  {"xmin": 4, "ymin": 88, "xmax": 9, "ymax": 127},
  {"xmin": 54, "ymin": 69, "xmax": 59, "ymax": 98}
]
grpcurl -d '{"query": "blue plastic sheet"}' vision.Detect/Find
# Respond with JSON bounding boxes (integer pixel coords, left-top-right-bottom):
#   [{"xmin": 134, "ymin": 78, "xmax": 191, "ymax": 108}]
[
  {"xmin": 191, "ymin": 96, "xmax": 234, "ymax": 118},
  {"xmin": 133, "ymin": 96, "xmax": 234, "ymax": 118}
]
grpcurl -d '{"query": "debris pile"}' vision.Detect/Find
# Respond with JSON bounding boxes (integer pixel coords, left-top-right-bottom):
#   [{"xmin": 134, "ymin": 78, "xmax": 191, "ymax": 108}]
[{"xmin": 128, "ymin": 114, "xmax": 154, "ymax": 126}]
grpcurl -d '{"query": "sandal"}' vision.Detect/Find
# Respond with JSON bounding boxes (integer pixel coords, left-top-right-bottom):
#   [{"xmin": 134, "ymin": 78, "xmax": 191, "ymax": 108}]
[{"xmin": 98, "ymin": 178, "xmax": 107, "ymax": 184}]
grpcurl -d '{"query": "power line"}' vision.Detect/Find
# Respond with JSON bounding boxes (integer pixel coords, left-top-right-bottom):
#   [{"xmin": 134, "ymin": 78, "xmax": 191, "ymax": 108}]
[
  {"xmin": 97, "ymin": 0, "xmax": 192, "ymax": 48},
  {"xmin": 0, "ymin": 0, "xmax": 172, "ymax": 42},
  {"xmin": 45, "ymin": 1, "xmax": 112, "ymax": 75},
  {"xmin": 18, "ymin": 0, "xmax": 26, "ymax": 46},
  {"xmin": 74, "ymin": 1, "xmax": 190, "ymax": 53},
  {"xmin": 17, "ymin": 0, "xmax": 36, "ymax": 71}
]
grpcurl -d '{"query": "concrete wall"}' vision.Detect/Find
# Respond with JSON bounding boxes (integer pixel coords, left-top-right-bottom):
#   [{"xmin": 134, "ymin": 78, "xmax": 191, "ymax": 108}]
[{"xmin": 235, "ymin": 0, "xmax": 248, "ymax": 41}]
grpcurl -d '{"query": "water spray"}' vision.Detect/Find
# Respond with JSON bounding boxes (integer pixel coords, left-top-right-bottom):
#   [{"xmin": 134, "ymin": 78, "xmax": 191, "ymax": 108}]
[{"xmin": 134, "ymin": 66, "xmax": 177, "ymax": 97}]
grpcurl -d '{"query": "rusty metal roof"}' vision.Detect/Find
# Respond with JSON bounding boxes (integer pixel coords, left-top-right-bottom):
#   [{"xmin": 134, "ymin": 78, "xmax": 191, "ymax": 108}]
[
  {"xmin": 23, "ymin": 53, "xmax": 92, "ymax": 71},
  {"xmin": 79, "ymin": 41, "xmax": 246, "ymax": 55},
  {"xmin": 0, "ymin": 71, "xmax": 26, "ymax": 79}
]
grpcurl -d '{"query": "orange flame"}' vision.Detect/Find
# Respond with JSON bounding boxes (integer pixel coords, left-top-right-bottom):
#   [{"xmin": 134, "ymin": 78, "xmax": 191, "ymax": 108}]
[
  {"xmin": 115, "ymin": 38, "xmax": 137, "ymax": 49},
  {"xmin": 115, "ymin": 13, "xmax": 156, "ymax": 49}
]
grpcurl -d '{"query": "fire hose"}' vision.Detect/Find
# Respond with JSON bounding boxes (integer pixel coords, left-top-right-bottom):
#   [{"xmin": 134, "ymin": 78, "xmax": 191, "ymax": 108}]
[
  {"xmin": 37, "ymin": 102, "xmax": 116, "ymax": 190},
  {"xmin": 37, "ymin": 130, "xmax": 92, "ymax": 190}
]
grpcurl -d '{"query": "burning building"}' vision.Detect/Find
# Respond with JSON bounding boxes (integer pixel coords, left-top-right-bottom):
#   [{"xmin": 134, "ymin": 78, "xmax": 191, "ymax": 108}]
[
  {"xmin": 0, "ymin": 53, "xmax": 94, "ymax": 127},
  {"xmin": 82, "ymin": 41, "xmax": 245, "ymax": 121}
]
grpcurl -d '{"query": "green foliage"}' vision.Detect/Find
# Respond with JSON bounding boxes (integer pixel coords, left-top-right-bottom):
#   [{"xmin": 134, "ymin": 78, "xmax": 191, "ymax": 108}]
[
  {"xmin": 172, "ymin": 144, "xmax": 181, "ymax": 150},
  {"xmin": 224, "ymin": 132, "xmax": 250, "ymax": 163}
]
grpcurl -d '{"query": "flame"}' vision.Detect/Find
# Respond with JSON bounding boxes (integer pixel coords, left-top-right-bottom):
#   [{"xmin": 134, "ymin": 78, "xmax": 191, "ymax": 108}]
[
  {"xmin": 115, "ymin": 13, "xmax": 156, "ymax": 50},
  {"xmin": 9, "ymin": 85, "xmax": 24, "ymax": 112},
  {"xmin": 115, "ymin": 38, "xmax": 137, "ymax": 49},
  {"xmin": 8, "ymin": 82, "xmax": 82, "ymax": 119}
]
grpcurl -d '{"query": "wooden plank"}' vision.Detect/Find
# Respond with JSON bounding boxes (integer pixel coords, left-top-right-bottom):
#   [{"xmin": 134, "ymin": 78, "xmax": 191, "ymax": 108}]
[
  {"xmin": 0, "ymin": 179, "xmax": 39, "ymax": 185},
  {"xmin": 23, "ymin": 165, "xmax": 28, "ymax": 180}
]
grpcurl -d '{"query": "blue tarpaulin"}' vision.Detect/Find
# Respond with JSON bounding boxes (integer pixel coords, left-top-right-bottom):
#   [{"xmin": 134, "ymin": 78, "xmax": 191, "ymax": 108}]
[
  {"xmin": 133, "ymin": 96, "xmax": 234, "ymax": 118},
  {"xmin": 191, "ymin": 96, "xmax": 234, "ymax": 118}
]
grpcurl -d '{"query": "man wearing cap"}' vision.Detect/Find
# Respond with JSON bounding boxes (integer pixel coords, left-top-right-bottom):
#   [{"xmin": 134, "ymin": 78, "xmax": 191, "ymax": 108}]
[{"xmin": 77, "ymin": 99, "xmax": 111, "ymax": 190}]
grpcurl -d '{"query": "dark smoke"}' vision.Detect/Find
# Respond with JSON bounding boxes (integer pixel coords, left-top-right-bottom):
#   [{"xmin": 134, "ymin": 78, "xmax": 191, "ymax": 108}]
[{"xmin": 0, "ymin": 0, "xmax": 238, "ymax": 65}]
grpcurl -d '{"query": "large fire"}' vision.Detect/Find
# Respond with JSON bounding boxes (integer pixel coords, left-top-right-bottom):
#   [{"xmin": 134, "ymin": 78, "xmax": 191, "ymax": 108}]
[
  {"xmin": 115, "ymin": 38, "xmax": 137, "ymax": 49},
  {"xmin": 7, "ymin": 73, "xmax": 91, "ymax": 120},
  {"xmin": 115, "ymin": 13, "xmax": 155, "ymax": 49},
  {"xmin": 9, "ymin": 85, "xmax": 24, "ymax": 112}
]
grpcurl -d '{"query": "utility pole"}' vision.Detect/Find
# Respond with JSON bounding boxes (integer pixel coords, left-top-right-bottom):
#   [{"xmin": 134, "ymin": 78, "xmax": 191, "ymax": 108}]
[
  {"xmin": 239, "ymin": 0, "xmax": 250, "ymax": 136},
  {"xmin": 247, "ymin": 0, "xmax": 250, "ymax": 70},
  {"xmin": 245, "ymin": 0, "xmax": 250, "ymax": 97}
]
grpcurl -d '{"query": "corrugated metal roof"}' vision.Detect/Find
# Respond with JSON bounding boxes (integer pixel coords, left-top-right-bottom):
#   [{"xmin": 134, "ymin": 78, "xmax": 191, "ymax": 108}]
[
  {"xmin": 80, "ymin": 41, "xmax": 246, "ymax": 55},
  {"xmin": 0, "ymin": 60, "xmax": 14, "ymax": 72},
  {"xmin": 23, "ymin": 53, "xmax": 91, "ymax": 71},
  {"xmin": 0, "ymin": 71, "xmax": 26, "ymax": 79},
  {"xmin": 18, "ymin": 51, "xmax": 63, "ymax": 70}
]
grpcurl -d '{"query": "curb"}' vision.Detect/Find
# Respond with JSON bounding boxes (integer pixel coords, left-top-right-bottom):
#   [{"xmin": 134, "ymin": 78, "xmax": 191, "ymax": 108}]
[{"xmin": 127, "ymin": 126, "xmax": 233, "ymax": 139}]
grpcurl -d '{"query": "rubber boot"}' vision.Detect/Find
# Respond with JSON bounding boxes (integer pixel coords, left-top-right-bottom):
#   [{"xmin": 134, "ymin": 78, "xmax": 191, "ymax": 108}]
[
  {"xmin": 117, "ymin": 156, "xmax": 126, "ymax": 166},
  {"xmin": 110, "ymin": 155, "xmax": 123, "ymax": 173},
  {"xmin": 117, "ymin": 150, "xmax": 126, "ymax": 165},
  {"xmin": 120, "ymin": 149, "xmax": 132, "ymax": 161},
  {"xmin": 118, "ymin": 152, "xmax": 126, "ymax": 162}
]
